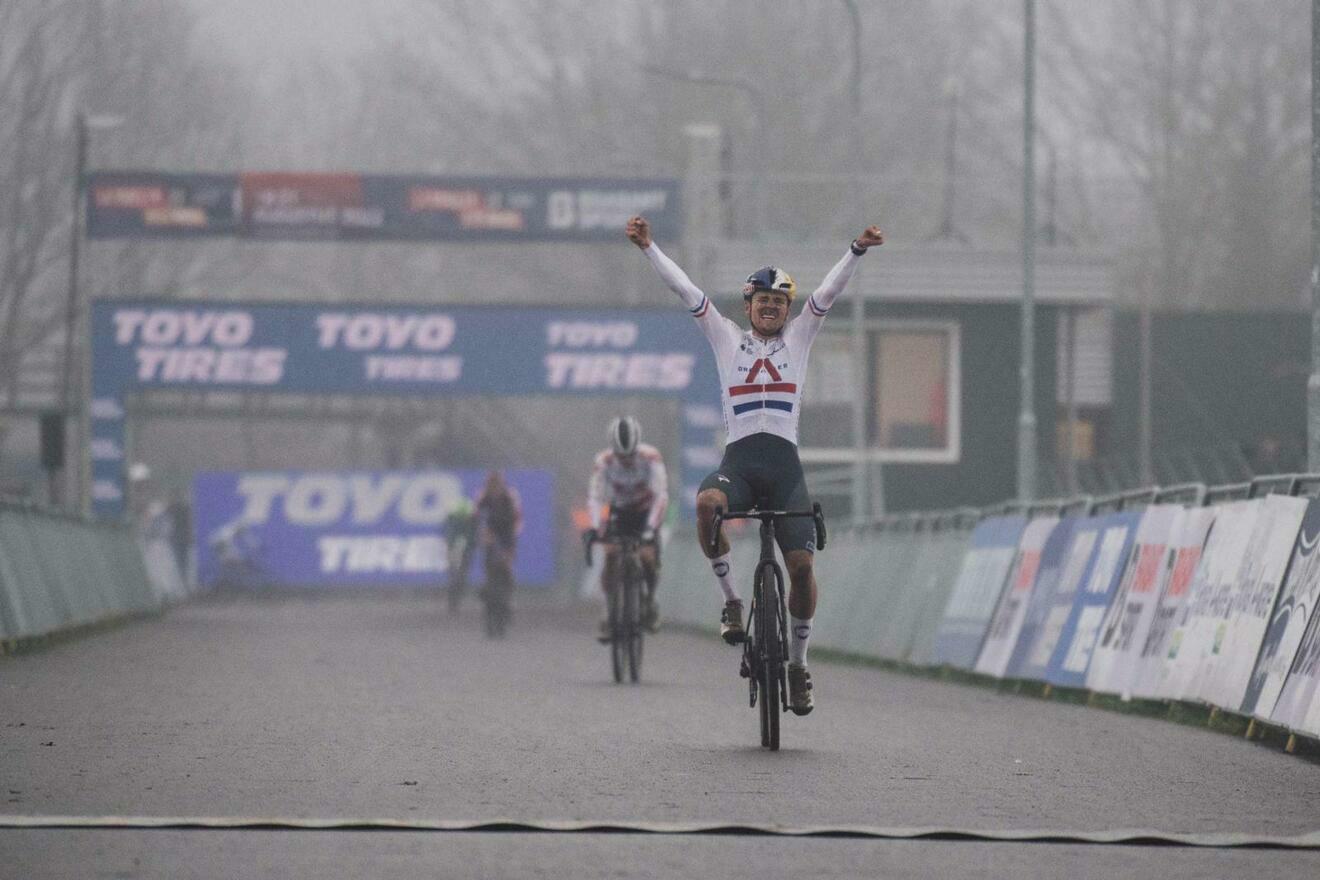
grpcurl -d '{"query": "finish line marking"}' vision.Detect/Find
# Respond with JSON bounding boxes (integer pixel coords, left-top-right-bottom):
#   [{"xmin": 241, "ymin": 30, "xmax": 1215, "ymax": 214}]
[{"xmin": 2, "ymin": 816, "xmax": 1319, "ymax": 850}]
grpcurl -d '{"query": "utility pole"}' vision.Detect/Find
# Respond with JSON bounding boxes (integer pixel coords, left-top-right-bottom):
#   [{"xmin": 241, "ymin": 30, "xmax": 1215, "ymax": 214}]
[
  {"xmin": 1310, "ymin": 0, "xmax": 1320, "ymax": 470},
  {"xmin": 1018, "ymin": 0, "xmax": 1039, "ymax": 500}
]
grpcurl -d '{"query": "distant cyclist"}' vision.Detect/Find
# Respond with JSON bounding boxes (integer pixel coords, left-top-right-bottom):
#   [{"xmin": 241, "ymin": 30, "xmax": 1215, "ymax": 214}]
[
  {"xmin": 626, "ymin": 213, "xmax": 883, "ymax": 715},
  {"xmin": 475, "ymin": 470, "xmax": 523, "ymax": 627},
  {"xmin": 444, "ymin": 497, "xmax": 478, "ymax": 614},
  {"xmin": 582, "ymin": 416, "xmax": 669, "ymax": 639}
]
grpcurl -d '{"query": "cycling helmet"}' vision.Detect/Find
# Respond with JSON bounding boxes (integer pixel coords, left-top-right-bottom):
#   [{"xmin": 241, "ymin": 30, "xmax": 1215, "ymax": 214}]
[
  {"xmin": 608, "ymin": 416, "xmax": 641, "ymax": 456},
  {"xmin": 743, "ymin": 266, "xmax": 797, "ymax": 301}
]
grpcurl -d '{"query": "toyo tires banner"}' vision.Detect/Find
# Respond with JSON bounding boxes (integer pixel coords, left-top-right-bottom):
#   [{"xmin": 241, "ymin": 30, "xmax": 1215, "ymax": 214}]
[
  {"xmin": 193, "ymin": 469, "xmax": 555, "ymax": 589},
  {"xmin": 90, "ymin": 300, "xmax": 721, "ymax": 519}
]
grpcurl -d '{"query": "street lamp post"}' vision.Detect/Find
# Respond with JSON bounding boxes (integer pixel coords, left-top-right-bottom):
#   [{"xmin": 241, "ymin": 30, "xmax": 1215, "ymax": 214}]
[
  {"xmin": 63, "ymin": 111, "xmax": 122, "ymax": 514},
  {"xmin": 638, "ymin": 65, "xmax": 766, "ymax": 239},
  {"xmin": 839, "ymin": 0, "xmax": 872, "ymax": 524},
  {"xmin": 1310, "ymin": 0, "xmax": 1320, "ymax": 471},
  {"xmin": 1018, "ymin": 0, "xmax": 1039, "ymax": 501}
]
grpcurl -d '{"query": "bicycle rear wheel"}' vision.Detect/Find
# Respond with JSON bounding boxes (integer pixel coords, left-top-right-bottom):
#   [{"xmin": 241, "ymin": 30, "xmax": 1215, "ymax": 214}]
[{"xmin": 758, "ymin": 561, "xmax": 782, "ymax": 751}]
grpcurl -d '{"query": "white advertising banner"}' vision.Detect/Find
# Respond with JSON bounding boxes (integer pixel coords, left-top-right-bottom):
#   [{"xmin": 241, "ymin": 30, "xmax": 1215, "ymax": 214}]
[
  {"xmin": 1085, "ymin": 505, "xmax": 1182, "ymax": 697},
  {"xmin": 1248, "ymin": 499, "xmax": 1320, "ymax": 721},
  {"xmin": 1274, "ymin": 613, "xmax": 1320, "ymax": 736},
  {"xmin": 1129, "ymin": 507, "xmax": 1216, "ymax": 700},
  {"xmin": 974, "ymin": 517, "xmax": 1060, "ymax": 679},
  {"xmin": 1149, "ymin": 501, "xmax": 1261, "ymax": 702},
  {"xmin": 1198, "ymin": 495, "xmax": 1307, "ymax": 711}
]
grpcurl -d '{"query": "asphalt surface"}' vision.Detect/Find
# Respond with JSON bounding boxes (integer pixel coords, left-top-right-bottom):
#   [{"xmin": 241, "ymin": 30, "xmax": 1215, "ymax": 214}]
[{"xmin": 3, "ymin": 590, "xmax": 1320, "ymax": 878}]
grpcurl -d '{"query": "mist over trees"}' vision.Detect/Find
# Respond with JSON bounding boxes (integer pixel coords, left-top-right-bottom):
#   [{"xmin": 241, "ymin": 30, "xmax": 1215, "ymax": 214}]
[{"xmin": 0, "ymin": 0, "xmax": 1310, "ymax": 480}]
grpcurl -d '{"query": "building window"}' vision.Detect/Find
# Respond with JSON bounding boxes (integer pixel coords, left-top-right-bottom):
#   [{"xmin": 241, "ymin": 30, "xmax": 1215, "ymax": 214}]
[{"xmin": 800, "ymin": 321, "xmax": 961, "ymax": 464}]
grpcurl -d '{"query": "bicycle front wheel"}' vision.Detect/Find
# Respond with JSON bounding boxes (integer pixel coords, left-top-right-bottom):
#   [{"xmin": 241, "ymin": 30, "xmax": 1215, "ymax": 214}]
[
  {"xmin": 624, "ymin": 558, "xmax": 643, "ymax": 684},
  {"xmin": 758, "ymin": 561, "xmax": 782, "ymax": 751}
]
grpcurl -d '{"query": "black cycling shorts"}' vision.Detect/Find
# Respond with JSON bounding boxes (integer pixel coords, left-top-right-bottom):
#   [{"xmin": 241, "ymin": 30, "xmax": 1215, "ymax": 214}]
[{"xmin": 698, "ymin": 433, "xmax": 815, "ymax": 555}]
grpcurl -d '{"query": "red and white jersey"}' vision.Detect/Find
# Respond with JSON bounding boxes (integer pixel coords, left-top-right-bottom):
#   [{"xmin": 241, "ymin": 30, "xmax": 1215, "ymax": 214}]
[
  {"xmin": 587, "ymin": 443, "xmax": 669, "ymax": 531},
  {"xmin": 642, "ymin": 242, "xmax": 862, "ymax": 445}
]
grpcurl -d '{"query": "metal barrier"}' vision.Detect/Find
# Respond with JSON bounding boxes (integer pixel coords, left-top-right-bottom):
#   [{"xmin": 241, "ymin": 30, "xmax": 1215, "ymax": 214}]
[{"xmin": 0, "ymin": 497, "xmax": 159, "ymax": 646}]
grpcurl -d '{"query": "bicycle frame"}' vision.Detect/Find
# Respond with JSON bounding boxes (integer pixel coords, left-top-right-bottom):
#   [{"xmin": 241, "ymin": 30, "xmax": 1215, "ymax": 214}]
[
  {"xmin": 709, "ymin": 503, "xmax": 826, "ymax": 751},
  {"xmin": 586, "ymin": 530, "xmax": 656, "ymax": 684}
]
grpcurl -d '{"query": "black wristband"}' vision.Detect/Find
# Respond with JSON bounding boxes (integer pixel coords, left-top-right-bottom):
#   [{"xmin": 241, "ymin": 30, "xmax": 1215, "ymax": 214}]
[{"xmin": 850, "ymin": 239, "xmax": 867, "ymax": 256}]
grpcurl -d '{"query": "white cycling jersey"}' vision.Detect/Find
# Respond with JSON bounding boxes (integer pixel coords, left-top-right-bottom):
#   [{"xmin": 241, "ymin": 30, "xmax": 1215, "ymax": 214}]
[
  {"xmin": 642, "ymin": 243, "xmax": 863, "ymax": 446},
  {"xmin": 587, "ymin": 443, "xmax": 669, "ymax": 531}
]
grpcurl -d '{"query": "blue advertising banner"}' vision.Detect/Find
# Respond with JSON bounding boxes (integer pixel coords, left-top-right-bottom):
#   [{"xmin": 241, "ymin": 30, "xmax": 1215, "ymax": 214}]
[
  {"xmin": 930, "ymin": 515, "xmax": 1028, "ymax": 669},
  {"xmin": 1044, "ymin": 511, "xmax": 1142, "ymax": 688},
  {"xmin": 194, "ymin": 469, "xmax": 555, "ymax": 588},
  {"xmin": 1003, "ymin": 517, "xmax": 1079, "ymax": 680},
  {"xmin": 87, "ymin": 171, "xmax": 680, "ymax": 242},
  {"xmin": 90, "ymin": 300, "xmax": 721, "ymax": 518},
  {"xmin": 87, "ymin": 172, "xmax": 239, "ymax": 238}
]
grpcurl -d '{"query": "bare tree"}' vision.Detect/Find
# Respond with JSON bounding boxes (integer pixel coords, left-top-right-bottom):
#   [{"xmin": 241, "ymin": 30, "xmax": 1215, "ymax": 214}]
[
  {"xmin": 0, "ymin": 0, "xmax": 248, "ymax": 469},
  {"xmin": 1044, "ymin": 0, "xmax": 1309, "ymax": 310}
]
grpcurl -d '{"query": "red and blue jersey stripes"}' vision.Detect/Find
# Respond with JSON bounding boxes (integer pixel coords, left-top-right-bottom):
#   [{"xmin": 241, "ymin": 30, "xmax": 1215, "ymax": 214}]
[
  {"xmin": 688, "ymin": 295, "xmax": 710, "ymax": 318},
  {"xmin": 728, "ymin": 356, "xmax": 797, "ymax": 417},
  {"xmin": 807, "ymin": 294, "xmax": 828, "ymax": 317}
]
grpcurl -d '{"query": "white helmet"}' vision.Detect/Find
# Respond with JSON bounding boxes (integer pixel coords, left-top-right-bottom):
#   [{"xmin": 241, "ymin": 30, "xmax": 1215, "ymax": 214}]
[{"xmin": 608, "ymin": 416, "xmax": 641, "ymax": 456}]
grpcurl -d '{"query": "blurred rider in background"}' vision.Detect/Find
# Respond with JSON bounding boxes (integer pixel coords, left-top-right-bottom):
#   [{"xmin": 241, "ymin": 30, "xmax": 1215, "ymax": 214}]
[
  {"xmin": 475, "ymin": 470, "xmax": 522, "ymax": 627},
  {"xmin": 581, "ymin": 416, "xmax": 668, "ymax": 639}
]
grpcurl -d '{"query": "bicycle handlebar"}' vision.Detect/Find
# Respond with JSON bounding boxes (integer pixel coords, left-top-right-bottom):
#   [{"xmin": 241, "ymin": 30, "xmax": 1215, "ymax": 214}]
[
  {"xmin": 707, "ymin": 502, "xmax": 827, "ymax": 556},
  {"xmin": 584, "ymin": 530, "xmax": 657, "ymax": 568}
]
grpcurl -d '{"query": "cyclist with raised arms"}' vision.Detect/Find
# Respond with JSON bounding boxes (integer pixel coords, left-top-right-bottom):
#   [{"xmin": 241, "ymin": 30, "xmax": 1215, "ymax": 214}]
[
  {"xmin": 582, "ymin": 416, "xmax": 669, "ymax": 638},
  {"xmin": 626, "ymin": 214, "xmax": 883, "ymax": 715}
]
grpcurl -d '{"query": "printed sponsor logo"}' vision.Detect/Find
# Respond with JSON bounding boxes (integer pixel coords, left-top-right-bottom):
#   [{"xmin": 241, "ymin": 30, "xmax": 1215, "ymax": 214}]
[
  {"xmin": 546, "ymin": 321, "xmax": 638, "ymax": 349},
  {"xmin": 544, "ymin": 353, "xmax": 693, "ymax": 390},
  {"xmin": 318, "ymin": 536, "xmax": 446, "ymax": 574},
  {"xmin": 316, "ymin": 313, "xmax": 456, "ymax": 351},
  {"xmin": 91, "ymin": 397, "xmax": 125, "ymax": 419},
  {"xmin": 90, "ymin": 438, "xmax": 124, "ymax": 461},
  {"xmin": 546, "ymin": 188, "xmax": 669, "ymax": 231},
  {"xmin": 683, "ymin": 405, "xmax": 722, "ymax": 429},
  {"xmin": 233, "ymin": 473, "xmax": 465, "ymax": 527},
  {"xmin": 92, "ymin": 480, "xmax": 124, "ymax": 502}
]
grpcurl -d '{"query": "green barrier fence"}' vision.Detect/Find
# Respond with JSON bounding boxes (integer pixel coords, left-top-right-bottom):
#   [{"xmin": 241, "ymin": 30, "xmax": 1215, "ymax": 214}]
[{"xmin": 0, "ymin": 498, "xmax": 159, "ymax": 645}]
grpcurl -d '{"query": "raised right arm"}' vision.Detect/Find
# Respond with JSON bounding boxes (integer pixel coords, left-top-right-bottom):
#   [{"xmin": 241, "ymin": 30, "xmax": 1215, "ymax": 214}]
[{"xmin": 643, "ymin": 242, "xmax": 711, "ymax": 317}]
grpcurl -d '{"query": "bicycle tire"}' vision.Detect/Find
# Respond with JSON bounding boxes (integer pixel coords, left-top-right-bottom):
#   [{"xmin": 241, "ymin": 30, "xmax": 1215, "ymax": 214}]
[
  {"xmin": 760, "ymin": 567, "xmax": 770, "ymax": 749},
  {"xmin": 624, "ymin": 556, "xmax": 643, "ymax": 684},
  {"xmin": 759, "ymin": 560, "xmax": 782, "ymax": 751},
  {"xmin": 608, "ymin": 579, "xmax": 624, "ymax": 684}
]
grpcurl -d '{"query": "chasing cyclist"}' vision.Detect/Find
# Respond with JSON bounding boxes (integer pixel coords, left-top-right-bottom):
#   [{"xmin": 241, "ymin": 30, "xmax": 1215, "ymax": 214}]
[
  {"xmin": 582, "ymin": 416, "xmax": 669, "ymax": 639},
  {"xmin": 475, "ymin": 470, "xmax": 522, "ymax": 632},
  {"xmin": 626, "ymin": 214, "xmax": 883, "ymax": 715}
]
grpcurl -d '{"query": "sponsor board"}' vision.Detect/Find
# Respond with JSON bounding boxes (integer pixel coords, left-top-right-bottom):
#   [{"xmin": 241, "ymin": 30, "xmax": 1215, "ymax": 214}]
[
  {"xmin": 193, "ymin": 469, "xmax": 554, "ymax": 588},
  {"xmin": 1128, "ymin": 507, "xmax": 1217, "ymax": 701},
  {"xmin": 1043, "ymin": 511, "xmax": 1141, "ymax": 688},
  {"xmin": 91, "ymin": 301, "xmax": 720, "ymax": 519},
  {"xmin": 1151, "ymin": 500, "xmax": 1261, "ymax": 702},
  {"xmin": 1002, "ymin": 517, "xmax": 1080, "ymax": 680},
  {"xmin": 88, "ymin": 171, "xmax": 680, "ymax": 242},
  {"xmin": 930, "ymin": 515, "xmax": 1027, "ymax": 670},
  {"xmin": 1197, "ymin": 495, "xmax": 1307, "ymax": 711},
  {"xmin": 1011, "ymin": 518, "xmax": 1104, "ymax": 683},
  {"xmin": 1085, "ymin": 505, "xmax": 1182, "ymax": 697},
  {"xmin": 1250, "ymin": 500, "xmax": 1320, "ymax": 720},
  {"xmin": 974, "ymin": 517, "xmax": 1060, "ymax": 679}
]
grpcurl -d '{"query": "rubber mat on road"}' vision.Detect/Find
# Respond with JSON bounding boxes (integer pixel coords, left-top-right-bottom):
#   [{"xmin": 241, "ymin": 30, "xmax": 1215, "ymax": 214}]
[{"xmin": 2, "ymin": 816, "xmax": 1319, "ymax": 850}]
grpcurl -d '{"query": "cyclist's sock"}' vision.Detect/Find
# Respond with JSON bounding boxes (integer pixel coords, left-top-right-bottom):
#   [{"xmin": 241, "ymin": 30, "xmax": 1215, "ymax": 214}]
[
  {"xmin": 790, "ymin": 616, "xmax": 812, "ymax": 666},
  {"xmin": 710, "ymin": 554, "xmax": 739, "ymax": 602}
]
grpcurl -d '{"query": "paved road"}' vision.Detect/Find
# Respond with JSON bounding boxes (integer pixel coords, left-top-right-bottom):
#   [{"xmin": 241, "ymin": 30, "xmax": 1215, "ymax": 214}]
[{"xmin": 3, "ymin": 592, "xmax": 1319, "ymax": 878}]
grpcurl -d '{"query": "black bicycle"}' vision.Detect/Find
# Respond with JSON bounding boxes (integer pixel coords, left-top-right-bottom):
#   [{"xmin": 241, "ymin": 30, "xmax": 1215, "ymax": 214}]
[
  {"xmin": 585, "ymin": 530, "xmax": 653, "ymax": 684},
  {"xmin": 709, "ymin": 503, "xmax": 826, "ymax": 751}
]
